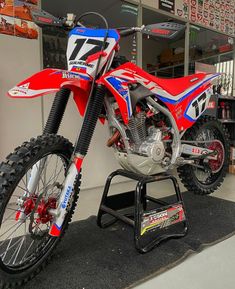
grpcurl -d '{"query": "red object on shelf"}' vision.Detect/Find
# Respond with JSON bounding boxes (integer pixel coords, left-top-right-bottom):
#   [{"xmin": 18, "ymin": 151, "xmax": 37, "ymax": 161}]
[
  {"xmin": 220, "ymin": 102, "xmax": 226, "ymax": 119},
  {"xmin": 219, "ymin": 44, "xmax": 233, "ymax": 53}
]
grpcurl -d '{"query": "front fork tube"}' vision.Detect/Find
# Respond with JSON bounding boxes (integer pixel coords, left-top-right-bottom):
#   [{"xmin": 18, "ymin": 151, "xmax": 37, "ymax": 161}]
[
  {"xmin": 49, "ymin": 155, "xmax": 83, "ymax": 236},
  {"xmin": 49, "ymin": 84, "xmax": 106, "ymax": 237},
  {"xmin": 27, "ymin": 158, "xmax": 47, "ymax": 195},
  {"xmin": 17, "ymin": 158, "xmax": 47, "ymax": 221}
]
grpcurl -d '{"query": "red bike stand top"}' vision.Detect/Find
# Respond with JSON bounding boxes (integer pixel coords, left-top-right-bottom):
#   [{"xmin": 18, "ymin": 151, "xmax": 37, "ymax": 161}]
[{"xmin": 97, "ymin": 169, "xmax": 188, "ymax": 254}]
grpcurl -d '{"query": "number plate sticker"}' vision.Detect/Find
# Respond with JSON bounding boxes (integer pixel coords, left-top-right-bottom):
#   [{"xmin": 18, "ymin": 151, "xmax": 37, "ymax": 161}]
[
  {"xmin": 185, "ymin": 91, "xmax": 210, "ymax": 121},
  {"xmin": 66, "ymin": 28, "xmax": 119, "ymax": 76},
  {"xmin": 141, "ymin": 204, "xmax": 185, "ymax": 236}
]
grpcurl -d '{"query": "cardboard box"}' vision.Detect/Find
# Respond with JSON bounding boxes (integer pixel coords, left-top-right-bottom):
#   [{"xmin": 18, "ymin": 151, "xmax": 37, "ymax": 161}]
[
  {"xmin": 159, "ymin": 48, "xmax": 174, "ymax": 65},
  {"xmin": 229, "ymin": 165, "xmax": 235, "ymax": 174}
]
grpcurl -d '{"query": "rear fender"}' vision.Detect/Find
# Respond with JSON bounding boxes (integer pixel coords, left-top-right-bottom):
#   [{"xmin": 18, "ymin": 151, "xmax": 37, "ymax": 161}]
[{"xmin": 8, "ymin": 69, "xmax": 92, "ymax": 116}]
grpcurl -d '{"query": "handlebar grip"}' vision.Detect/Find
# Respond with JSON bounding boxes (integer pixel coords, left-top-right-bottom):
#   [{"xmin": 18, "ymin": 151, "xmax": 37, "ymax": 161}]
[{"xmin": 119, "ymin": 28, "xmax": 135, "ymax": 37}]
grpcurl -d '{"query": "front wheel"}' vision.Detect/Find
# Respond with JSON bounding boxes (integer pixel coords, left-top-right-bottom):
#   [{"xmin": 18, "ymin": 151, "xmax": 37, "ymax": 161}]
[
  {"xmin": 178, "ymin": 116, "xmax": 230, "ymax": 195},
  {"xmin": 0, "ymin": 134, "xmax": 80, "ymax": 289}
]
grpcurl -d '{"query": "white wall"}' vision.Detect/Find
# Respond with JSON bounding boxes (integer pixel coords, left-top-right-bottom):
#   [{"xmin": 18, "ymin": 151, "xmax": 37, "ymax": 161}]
[{"xmin": 0, "ymin": 35, "xmax": 42, "ymax": 160}]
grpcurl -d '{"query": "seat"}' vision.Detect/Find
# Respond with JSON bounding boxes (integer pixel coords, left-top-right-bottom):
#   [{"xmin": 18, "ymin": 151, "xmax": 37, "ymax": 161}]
[{"xmin": 153, "ymin": 73, "xmax": 207, "ymax": 96}]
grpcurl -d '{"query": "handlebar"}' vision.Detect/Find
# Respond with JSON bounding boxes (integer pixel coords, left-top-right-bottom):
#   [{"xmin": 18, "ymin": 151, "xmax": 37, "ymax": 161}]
[
  {"xmin": 118, "ymin": 26, "xmax": 143, "ymax": 37},
  {"xmin": 31, "ymin": 7, "xmax": 143, "ymax": 38},
  {"xmin": 31, "ymin": 8, "xmax": 185, "ymax": 40}
]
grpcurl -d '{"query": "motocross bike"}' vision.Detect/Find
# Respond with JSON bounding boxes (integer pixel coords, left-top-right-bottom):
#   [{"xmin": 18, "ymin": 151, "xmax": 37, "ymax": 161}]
[{"xmin": 0, "ymin": 8, "xmax": 229, "ymax": 288}]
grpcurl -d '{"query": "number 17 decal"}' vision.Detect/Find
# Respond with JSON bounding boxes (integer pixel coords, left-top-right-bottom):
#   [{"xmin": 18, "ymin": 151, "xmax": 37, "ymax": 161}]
[
  {"xmin": 69, "ymin": 38, "xmax": 109, "ymax": 61},
  {"xmin": 192, "ymin": 92, "xmax": 207, "ymax": 118},
  {"xmin": 186, "ymin": 92, "xmax": 209, "ymax": 121}
]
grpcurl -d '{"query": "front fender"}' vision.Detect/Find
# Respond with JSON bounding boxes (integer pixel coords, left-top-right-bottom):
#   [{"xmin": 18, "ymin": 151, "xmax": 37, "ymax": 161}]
[{"xmin": 8, "ymin": 69, "xmax": 92, "ymax": 116}]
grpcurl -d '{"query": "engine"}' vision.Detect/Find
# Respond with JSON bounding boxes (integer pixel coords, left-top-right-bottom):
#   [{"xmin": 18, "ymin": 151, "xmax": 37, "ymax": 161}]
[
  {"xmin": 139, "ymin": 127, "xmax": 165, "ymax": 162},
  {"xmin": 113, "ymin": 109, "xmax": 171, "ymax": 175}
]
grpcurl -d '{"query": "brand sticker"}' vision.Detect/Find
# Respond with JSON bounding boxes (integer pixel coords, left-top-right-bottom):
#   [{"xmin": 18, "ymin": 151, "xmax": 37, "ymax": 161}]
[
  {"xmin": 61, "ymin": 186, "xmax": 73, "ymax": 209},
  {"xmin": 141, "ymin": 204, "xmax": 185, "ymax": 235}
]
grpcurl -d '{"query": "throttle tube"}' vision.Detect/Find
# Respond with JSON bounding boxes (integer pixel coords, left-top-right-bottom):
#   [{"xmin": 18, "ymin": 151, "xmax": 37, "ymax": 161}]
[
  {"xmin": 43, "ymin": 88, "xmax": 70, "ymax": 134},
  {"xmin": 75, "ymin": 84, "xmax": 106, "ymax": 156}
]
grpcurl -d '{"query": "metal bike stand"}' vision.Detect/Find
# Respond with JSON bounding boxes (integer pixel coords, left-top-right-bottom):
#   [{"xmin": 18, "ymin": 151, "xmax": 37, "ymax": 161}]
[{"xmin": 97, "ymin": 169, "xmax": 188, "ymax": 253}]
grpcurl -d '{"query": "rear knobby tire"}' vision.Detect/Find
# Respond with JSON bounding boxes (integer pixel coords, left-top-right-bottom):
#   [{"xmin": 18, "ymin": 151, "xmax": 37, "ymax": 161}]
[
  {"xmin": 0, "ymin": 134, "xmax": 80, "ymax": 289},
  {"xmin": 178, "ymin": 116, "xmax": 230, "ymax": 195}
]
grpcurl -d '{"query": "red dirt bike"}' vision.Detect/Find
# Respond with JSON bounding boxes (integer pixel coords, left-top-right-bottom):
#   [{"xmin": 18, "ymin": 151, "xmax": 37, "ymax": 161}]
[{"xmin": 0, "ymin": 9, "xmax": 229, "ymax": 288}]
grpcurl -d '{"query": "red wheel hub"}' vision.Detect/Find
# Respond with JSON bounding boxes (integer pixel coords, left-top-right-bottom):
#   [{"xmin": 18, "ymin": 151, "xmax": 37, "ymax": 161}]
[
  {"xmin": 36, "ymin": 197, "xmax": 57, "ymax": 224},
  {"xmin": 16, "ymin": 195, "xmax": 57, "ymax": 224},
  {"xmin": 23, "ymin": 195, "xmax": 37, "ymax": 216},
  {"xmin": 208, "ymin": 141, "xmax": 225, "ymax": 173}
]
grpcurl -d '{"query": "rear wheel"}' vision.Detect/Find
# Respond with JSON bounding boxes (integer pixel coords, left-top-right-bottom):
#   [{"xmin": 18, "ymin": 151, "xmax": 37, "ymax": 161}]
[
  {"xmin": 0, "ymin": 134, "xmax": 80, "ymax": 288},
  {"xmin": 178, "ymin": 116, "xmax": 230, "ymax": 195}
]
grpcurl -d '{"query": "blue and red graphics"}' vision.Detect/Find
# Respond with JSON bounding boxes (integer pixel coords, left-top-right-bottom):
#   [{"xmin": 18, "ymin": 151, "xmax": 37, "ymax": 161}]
[
  {"xmin": 49, "ymin": 223, "xmax": 62, "ymax": 237},
  {"xmin": 100, "ymin": 62, "xmax": 220, "ymax": 130},
  {"xmin": 106, "ymin": 76, "xmax": 132, "ymax": 122}
]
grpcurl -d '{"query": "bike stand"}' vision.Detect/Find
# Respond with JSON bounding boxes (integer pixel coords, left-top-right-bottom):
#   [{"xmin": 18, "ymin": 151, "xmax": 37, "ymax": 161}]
[{"xmin": 97, "ymin": 169, "xmax": 188, "ymax": 253}]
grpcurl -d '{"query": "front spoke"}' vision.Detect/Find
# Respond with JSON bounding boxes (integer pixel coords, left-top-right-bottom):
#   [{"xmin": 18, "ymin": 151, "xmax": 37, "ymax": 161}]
[
  {"xmin": 6, "ymin": 236, "xmax": 25, "ymax": 266},
  {"xmin": 19, "ymin": 239, "xmax": 35, "ymax": 264},
  {"xmin": 1, "ymin": 237, "xmax": 23, "ymax": 261}
]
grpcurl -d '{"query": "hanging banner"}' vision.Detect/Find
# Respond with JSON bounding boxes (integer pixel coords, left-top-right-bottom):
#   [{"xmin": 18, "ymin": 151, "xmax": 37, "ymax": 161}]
[
  {"xmin": 189, "ymin": 0, "xmax": 234, "ymax": 36},
  {"xmin": 0, "ymin": 0, "xmax": 39, "ymax": 38},
  {"xmin": 0, "ymin": 0, "xmax": 14, "ymax": 17},
  {"xmin": 18, "ymin": 0, "xmax": 38, "ymax": 5},
  {"xmin": 175, "ymin": 0, "xmax": 189, "ymax": 19},
  {"xmin": 0, "ymin": 14, "xmax": 14, "ymax": 35},
  {"xmin": 156, "ymin": 0, "xmax": 234, "ymax": 36},
  {"xmin": 14, "ymin": 0, "xmax": 33, "ymax": 21},
  {"xmin": 14, "ymin": 17, "xmax": 38, "ymax": 39}
]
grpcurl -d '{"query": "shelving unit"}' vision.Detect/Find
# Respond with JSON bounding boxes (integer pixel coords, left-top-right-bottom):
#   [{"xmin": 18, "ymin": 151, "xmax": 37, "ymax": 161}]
[{"xmin": 217, "ymin": 96, "xmax": 235, "ymax": 145}]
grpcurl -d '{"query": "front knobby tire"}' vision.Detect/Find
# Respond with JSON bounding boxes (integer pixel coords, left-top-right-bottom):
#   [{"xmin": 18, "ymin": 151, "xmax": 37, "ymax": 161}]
[
  {"xmin": 178, "ymin": 116, "xmax": 230, "ymax": 195},
  {"xmin": 0, "ymin": 134, "xmax": 81, "ymax": 289}
]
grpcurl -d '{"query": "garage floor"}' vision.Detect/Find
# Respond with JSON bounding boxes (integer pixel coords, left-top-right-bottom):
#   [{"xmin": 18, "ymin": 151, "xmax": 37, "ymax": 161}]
[{"xmin": 73, "ymin": 173, "xmax": 235, "ymax": 289}]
